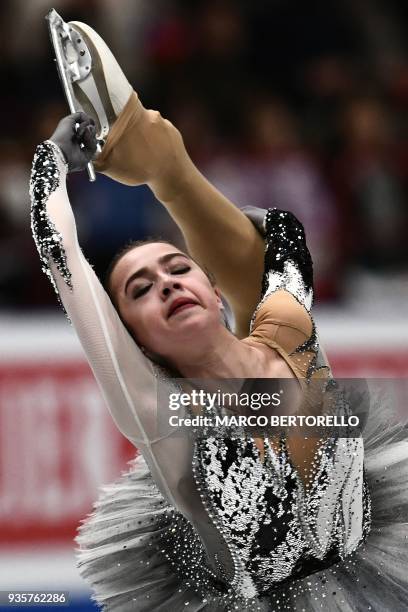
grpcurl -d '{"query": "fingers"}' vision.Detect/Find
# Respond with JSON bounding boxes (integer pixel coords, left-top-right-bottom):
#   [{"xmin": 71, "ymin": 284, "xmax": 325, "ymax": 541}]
[
  {"xmin": 81, "ymin": 125, "xmax": 98, "ymax": 158},
  {"xmin": 73, "ymin": 118, "xmax": 97, "ymax": 158},
  {"xmin": 56, "ymin": 112, "xmax": 95, "ymax": 133},
  {"xmin": 51, "ymin": 112, "xmax": 98, "ymax": 172},
  {"xmin": 75, "ymin": 120, "xmax": 94, "ymax": 141},
  {"xmin": 71, "ymin": 111, "xmax": 95, "ymax": 127}
]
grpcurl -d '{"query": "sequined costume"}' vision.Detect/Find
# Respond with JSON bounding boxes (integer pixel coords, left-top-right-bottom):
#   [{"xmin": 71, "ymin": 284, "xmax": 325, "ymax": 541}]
[{"xmin": 30, "ymin": 141, "xmax": 408, "ymax": 611}]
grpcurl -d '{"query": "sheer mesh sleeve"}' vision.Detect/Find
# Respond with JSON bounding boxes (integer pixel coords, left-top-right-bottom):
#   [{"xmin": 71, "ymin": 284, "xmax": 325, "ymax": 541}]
[{"xmin": 30, "ymin": 140, "xmax": 158, "ymax": 445}]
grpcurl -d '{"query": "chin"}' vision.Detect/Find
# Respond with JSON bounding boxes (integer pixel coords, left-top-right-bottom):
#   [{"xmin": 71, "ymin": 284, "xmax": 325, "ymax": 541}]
[{"xmin": 170, "ymin": 311, "xmax": 219, "ymax": 337}]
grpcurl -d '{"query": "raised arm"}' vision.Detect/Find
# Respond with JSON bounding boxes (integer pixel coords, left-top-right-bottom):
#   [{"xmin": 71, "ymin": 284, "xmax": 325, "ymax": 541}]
[{"xmin": 29, "ymin": 114, "xmax": 158, "ymax": 446}]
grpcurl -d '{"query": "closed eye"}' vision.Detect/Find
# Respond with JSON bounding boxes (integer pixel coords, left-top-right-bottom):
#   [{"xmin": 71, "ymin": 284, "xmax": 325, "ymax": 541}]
[
  {"xmin": 132, "ymin": 284, "xmax": 152, "ymax": 299},
  {"xmin": 132, "ymin": 266, "xmax": 190, "ymax": 298},
  {"xmin": 171, "ymin": 266, "xmax": 191, "ymax": 274}
]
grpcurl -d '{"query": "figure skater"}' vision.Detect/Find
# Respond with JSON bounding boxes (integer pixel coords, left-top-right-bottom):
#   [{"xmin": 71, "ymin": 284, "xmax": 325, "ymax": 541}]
[{"xmin": 29, "ymin": 18, "xmax": 408, "ymax": 612}]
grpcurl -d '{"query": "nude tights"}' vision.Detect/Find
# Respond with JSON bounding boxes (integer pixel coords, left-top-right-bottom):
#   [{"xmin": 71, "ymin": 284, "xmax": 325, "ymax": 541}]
[{"xmin": 94, "ymin": 92, "xmax": 265, "ymax": 339}]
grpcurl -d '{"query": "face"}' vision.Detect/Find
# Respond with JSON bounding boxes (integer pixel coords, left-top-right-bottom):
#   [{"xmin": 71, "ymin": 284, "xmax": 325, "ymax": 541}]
[{"xmin": 110, "ymin": 242, "xmax": 225, "ymax": 361}]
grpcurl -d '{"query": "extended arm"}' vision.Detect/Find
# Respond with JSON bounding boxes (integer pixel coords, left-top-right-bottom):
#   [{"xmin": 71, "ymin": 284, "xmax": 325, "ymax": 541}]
[{"xmin": 29, "ymin": 115, "xmax": 158, "ymax": 445}]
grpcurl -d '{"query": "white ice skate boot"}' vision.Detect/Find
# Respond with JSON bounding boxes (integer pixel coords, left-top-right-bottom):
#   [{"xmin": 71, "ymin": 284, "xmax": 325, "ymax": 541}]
[{"xmin": 46, "ymin": 9, "xmax": 132, "ymax": 180}]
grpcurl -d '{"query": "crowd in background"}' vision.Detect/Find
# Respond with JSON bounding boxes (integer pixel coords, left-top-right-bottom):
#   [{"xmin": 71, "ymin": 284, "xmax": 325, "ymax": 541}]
[{"xmin": 1, "ymin": 0, "xmax": 407, "ymax": 312}]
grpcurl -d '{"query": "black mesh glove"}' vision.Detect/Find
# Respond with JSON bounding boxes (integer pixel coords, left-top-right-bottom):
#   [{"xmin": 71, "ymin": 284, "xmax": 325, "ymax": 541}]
[{"xmin": 49, "ymin": 112, "xmax": 97, "ymax": 172}]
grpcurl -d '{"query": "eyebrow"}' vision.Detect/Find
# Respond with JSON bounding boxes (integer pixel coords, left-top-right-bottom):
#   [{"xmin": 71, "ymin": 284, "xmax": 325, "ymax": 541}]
[{"xmin": 124, "ymin": 252, "xmax": 191, "ymax": 295}]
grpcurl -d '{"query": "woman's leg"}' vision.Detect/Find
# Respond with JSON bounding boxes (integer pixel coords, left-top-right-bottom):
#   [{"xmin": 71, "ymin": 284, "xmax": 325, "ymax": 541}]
[
  {"xmin": 66, "ymin": 20, "xmax": 265, "ymax": 337},
  {"xmin": 94, "ymin": 93, "xmax": 265, "ymax": 338}
]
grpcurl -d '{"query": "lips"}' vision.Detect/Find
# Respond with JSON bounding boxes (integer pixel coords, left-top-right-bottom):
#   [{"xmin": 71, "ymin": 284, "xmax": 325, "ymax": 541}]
[{"xmin": 167, "ymin": 297, "xmax": 199, "ymax": 318}]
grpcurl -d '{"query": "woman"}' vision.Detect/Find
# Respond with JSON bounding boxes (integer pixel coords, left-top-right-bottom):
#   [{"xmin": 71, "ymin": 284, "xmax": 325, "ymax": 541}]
[{"xmin": 30, "ymin": 20, "xmax": 408, "ymax": 611}]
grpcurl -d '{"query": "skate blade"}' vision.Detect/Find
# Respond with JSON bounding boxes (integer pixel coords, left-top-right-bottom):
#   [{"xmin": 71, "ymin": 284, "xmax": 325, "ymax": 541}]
[{"xmin": 46, "ymin": 9, "xmax": 101, "ymax": 182}]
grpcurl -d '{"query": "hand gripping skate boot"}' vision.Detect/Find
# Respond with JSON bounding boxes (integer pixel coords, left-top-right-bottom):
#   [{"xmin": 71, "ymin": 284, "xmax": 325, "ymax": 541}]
[{"xmin": 46, "ymin": 9, "xmax": 132, "ymax": 181}]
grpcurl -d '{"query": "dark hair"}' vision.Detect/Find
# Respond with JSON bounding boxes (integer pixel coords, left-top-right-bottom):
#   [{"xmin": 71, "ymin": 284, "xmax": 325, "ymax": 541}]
[
  {"xmin": 104, "ymin": 237, "xmax": 217, "ymax": 309},
  {"xmin": 105, "ymin": 239, "xmax": 233, "ymax": 358}
]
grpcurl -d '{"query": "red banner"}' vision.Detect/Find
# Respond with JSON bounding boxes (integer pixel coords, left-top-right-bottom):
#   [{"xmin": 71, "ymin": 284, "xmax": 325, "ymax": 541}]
[
  {"xmin": 329, "ymin": 351, "xmax": 408, "ymax": 377},
  {"xmin": 0, "ymin": 362, "xmax": 135, "ymax": 545}
]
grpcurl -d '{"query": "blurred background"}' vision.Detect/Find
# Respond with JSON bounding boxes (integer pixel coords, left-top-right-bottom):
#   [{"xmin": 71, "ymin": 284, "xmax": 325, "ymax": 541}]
[{"xmin": 0, "ymin": 0, "xmax": 408, "ymax": 609}]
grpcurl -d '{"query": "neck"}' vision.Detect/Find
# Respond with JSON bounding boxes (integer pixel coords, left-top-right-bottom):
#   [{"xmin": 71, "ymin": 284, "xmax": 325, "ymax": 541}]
[{"xmin": 170, "ymin": 326, "xmax": 261, "ymax": 379}]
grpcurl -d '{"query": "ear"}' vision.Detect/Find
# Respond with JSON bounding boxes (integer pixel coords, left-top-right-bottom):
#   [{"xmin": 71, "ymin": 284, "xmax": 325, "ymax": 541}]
[{"xmin": 213, "ymin": 285, "xmax": 224, "ymax": 310}]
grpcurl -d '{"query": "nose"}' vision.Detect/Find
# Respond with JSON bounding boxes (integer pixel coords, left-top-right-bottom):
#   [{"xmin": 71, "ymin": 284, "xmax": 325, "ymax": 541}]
[{"xmin": 160, "ymin": 276, "xmax": 182, "ymax": 299}]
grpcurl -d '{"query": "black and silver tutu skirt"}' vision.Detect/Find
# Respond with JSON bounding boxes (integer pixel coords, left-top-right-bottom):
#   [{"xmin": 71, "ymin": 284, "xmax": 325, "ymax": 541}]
[{"xmin": 75, "ymin": 396, "xmax": 408, "ymax": 611}]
